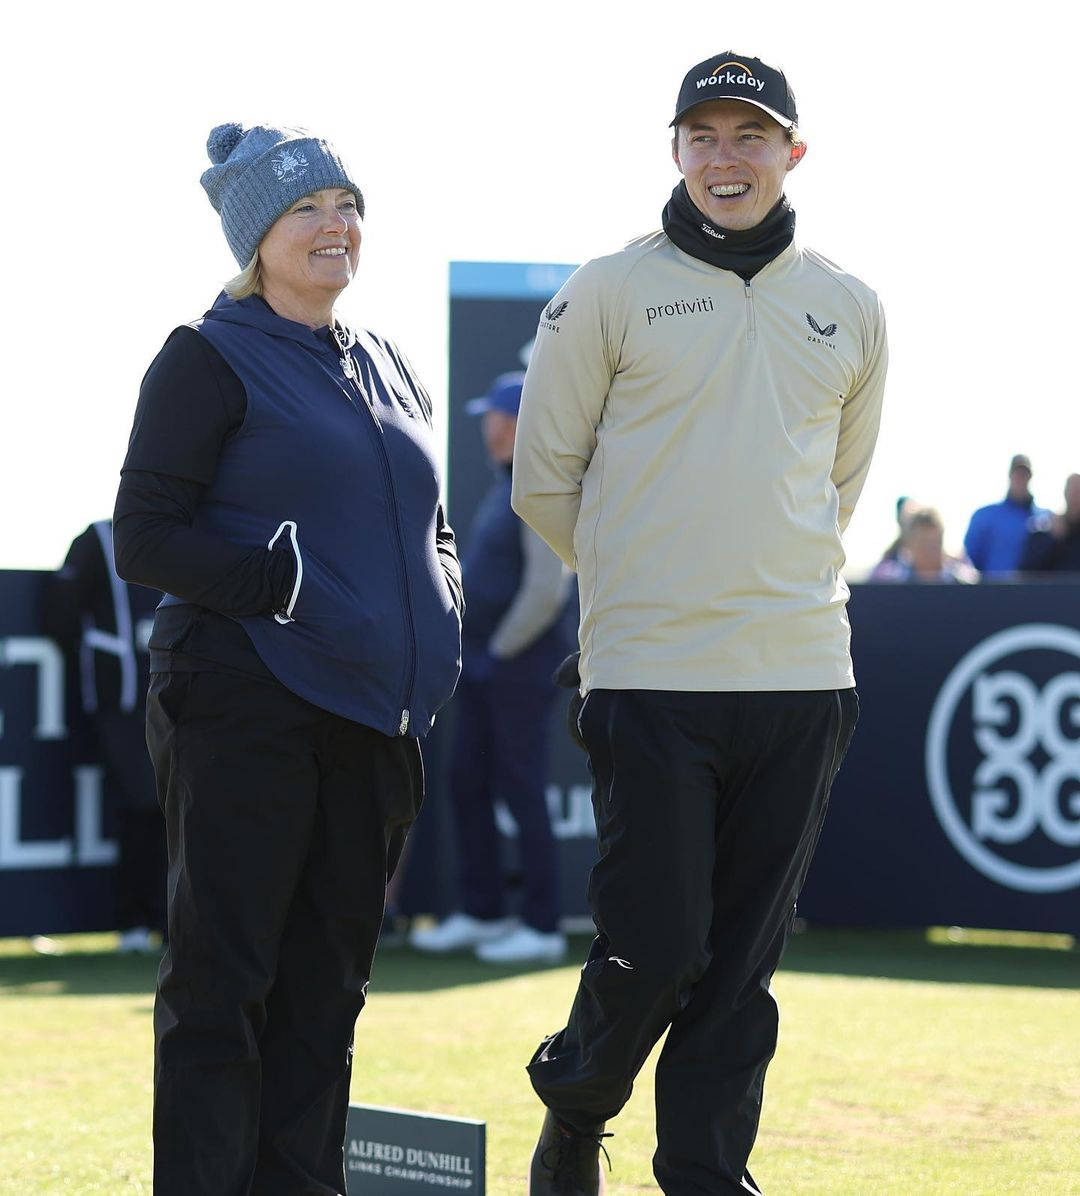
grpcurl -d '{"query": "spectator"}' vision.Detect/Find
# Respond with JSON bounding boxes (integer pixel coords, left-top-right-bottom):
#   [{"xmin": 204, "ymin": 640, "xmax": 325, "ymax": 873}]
[
  {"xmin": 1021, "ymin": 473, "xmax": 1080, "ymax": 573},
  {"xmin": 45, "ymin": 520, "xmax": 166, "ymax": 952},
  {"xmin": 411, "ymin": 373, "xmax": 574, "ymax": 964},
  {"xmin": 963, "ymin": 455, "xmax": 1050, "ymax": 576},
  {"xmin": 871, "ymin": 507, "xmax": 975, "ymax": 584}
]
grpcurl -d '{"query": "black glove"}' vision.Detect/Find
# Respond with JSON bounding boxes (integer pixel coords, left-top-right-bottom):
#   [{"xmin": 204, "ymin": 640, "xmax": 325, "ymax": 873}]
[{"xmin": 552, "ymin": 652, "xmax": 586, "ymax": 752}]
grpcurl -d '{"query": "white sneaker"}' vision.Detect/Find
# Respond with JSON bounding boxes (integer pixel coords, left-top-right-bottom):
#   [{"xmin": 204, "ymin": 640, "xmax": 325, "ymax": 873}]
[
  {"xmin": 476, "ymin": 925, "xmax": 568, "ymax": 964},
  {"xmin": 29, "ymin": 935, "xmax": 65, "ymax": 956},
  {"xmin": 409, "ymin": 913, "xmax": 518, "ymax": 953}
]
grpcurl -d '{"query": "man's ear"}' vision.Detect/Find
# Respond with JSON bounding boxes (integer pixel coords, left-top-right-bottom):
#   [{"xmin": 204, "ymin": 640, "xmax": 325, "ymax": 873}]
[
  {"xmin": 786, "ymin": 141, "xmax": 807, "ymax": 172},
  {"xmin": 671, "ymin": 130, "xmax": 682, "ymax": 171}
]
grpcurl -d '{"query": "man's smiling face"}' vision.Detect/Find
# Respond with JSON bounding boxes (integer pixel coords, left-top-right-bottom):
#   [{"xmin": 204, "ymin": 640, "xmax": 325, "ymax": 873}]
[{"xmin": 672, "ymin": 99, "xmax": 805, "ymax": 231}]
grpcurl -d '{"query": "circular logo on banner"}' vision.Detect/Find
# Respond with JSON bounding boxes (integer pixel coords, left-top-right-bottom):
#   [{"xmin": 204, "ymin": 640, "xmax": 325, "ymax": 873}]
[{"xmin": 925, "ymin": 623, "xmax": 1080, "ymax": 893}]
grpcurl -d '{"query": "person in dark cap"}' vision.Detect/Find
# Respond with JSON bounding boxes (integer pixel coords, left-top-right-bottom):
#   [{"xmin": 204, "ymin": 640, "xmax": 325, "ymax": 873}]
[
  {"xmin": 410, "ymin": 372, "xmax": 574, "ymax": 963},
  {"xmin": 963, "ymin": 455, "xmax": 1051, "ymax": 576},
  {"xmin": 513, "ymin": 53, "xmax": 887, "ymax": 1193},
  {"xmin": 113, "ymin": 122, "xmax": 462, "ymax": 1195}
]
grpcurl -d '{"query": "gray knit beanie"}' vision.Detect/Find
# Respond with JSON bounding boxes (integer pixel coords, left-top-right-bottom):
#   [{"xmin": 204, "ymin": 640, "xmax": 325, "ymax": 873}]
[{"xmin": 200, "ymin": 122, "xmax": 365, "ymax": 267}]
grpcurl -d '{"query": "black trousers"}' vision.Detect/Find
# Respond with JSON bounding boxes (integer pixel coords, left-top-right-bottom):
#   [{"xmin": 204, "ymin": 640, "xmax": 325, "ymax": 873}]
[
  {"xmin": 448, "ymin": 676, "xmax": 560, "ymax": 932},
  {"xmin": 95, "ymin": 709, "xmax": 168, "ymax": 933},
  {"xmin": 527, "ymin": 688, "xmax": 858, "ymax": 1196},
  {"xmin": 146, "ymin": 668, "xmax": 423, "ymax": 1196}
]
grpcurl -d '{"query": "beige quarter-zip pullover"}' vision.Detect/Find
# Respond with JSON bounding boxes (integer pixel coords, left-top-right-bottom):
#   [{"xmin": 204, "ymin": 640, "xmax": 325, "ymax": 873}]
[{"xmin": 511, "ymin": 232, "xmax": 887, "ymax": 693}]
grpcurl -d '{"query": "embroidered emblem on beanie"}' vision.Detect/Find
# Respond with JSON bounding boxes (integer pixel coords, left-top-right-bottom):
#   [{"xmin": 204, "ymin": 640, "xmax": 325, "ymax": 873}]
[{"xmin": 272, "ymin": 150, "xmax": 309, "ymax": 181}]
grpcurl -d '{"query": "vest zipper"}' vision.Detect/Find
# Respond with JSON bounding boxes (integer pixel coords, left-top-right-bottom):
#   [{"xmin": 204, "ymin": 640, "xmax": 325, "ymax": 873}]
[
  {"xmin": 338, "ymin": 344, "xmax": 418, "ymax": 736},
  {"xmin": 744, "ymin": 282, "xmax": 757, "ymax": 344}
]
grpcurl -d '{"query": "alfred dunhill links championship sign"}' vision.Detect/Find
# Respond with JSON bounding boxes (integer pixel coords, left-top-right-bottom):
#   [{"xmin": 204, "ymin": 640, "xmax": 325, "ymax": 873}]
[{"xmin": 345, "ymin": 1104, "xmax": 485, "ymax": 1193}]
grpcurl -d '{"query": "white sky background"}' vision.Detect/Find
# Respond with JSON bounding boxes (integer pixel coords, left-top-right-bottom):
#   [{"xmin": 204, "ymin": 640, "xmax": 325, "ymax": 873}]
[{"xmin": 2, "ymin": 0, "xmax": 1077, "ymax": 576}]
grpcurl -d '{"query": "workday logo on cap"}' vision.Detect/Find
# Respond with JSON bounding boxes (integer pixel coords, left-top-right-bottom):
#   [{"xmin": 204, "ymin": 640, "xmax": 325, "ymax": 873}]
[
  {"xmin": 925, "ymin": 624, "xmax": 1080, "ymax": 893},
  {"xmin": 698, "ymin": 60, "xmax": 767, "ymax": 95}
]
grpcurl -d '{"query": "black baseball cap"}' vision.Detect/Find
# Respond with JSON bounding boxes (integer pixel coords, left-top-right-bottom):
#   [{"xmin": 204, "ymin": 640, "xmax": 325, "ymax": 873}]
[{"xmin": 671, "ymin": 53, "xmax": 798, "ymax": 130}]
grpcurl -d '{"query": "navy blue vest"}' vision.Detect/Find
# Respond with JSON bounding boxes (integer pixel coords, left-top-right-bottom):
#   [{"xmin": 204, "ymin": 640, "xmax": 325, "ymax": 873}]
[
  {"xmin": 161, "ymin": 293, "xmax": 461, "ymax": 737},
  {"xmin": 461, "ymin": 471, "xmax": 573, "ymax": 683}
]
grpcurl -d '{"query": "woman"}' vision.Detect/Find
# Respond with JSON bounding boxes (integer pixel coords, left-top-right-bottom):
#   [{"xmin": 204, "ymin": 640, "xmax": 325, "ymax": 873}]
[{"xmin": 114, "ymin": 122, "xmax": 462, "ymax": 1195}]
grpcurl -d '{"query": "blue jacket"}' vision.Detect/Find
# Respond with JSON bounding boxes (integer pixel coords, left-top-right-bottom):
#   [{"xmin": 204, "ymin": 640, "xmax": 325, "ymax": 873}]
[
  {"xmin": 964, "ymin": 495, "xmax": 1050, "ymax": 576},
  {"xmin": 461, "ymin": 471, "xmax": 573, "ymax": 684},
  {"xmin": 161, "ymin": 294, "xmax": 461, "ymax": 737}
]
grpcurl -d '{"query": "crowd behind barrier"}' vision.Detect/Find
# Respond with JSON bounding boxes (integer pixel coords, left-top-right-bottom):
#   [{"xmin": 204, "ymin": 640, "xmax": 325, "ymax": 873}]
[{"xmin": 871, "ymin": 456, "xmax": 1080, "ymax": 585}]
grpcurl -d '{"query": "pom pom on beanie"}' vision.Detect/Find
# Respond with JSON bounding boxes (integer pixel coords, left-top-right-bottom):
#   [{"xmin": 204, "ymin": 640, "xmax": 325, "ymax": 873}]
[{"xmin": 206, "ymin": 122, "xmax": 245, "ymax": 165}]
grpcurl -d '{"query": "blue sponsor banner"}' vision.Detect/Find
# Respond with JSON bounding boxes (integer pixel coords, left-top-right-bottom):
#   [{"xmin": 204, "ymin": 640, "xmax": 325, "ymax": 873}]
[
  {"xmin": 2, "ymin": 575, "xmax": 1079, "ymax": 937},
  {"xmin": 800, "ymin": 582, "xmax": 1080, "ymax": 935},
  {"xmin": 0, "ymin": 571, "xmax": 120, "ymax": 936}
]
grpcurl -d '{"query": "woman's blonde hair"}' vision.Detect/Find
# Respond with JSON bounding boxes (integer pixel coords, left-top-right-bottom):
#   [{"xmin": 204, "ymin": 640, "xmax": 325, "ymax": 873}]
[{"xmin": 224, "ymin": 250, "xmax": 262, "ymax": 299}]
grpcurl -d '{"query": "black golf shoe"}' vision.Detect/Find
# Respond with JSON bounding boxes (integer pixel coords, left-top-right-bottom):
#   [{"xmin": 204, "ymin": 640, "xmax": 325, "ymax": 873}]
[{"xmin": 528, "ymin": 1109, "xmax": 611, "ymax": 1194}]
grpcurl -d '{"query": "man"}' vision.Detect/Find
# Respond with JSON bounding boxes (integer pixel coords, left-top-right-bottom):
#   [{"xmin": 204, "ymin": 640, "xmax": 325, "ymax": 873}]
[
  {"xmin": 964, "ymin": 454, "xmax": 1050, "ymax": 576},
  {"xmin": 410, "ymin": 373, "xmax": 574, "ymax": 963},
  {"xmin": 1021, "ymin": 473, "xmax": 1080, "ymax": 573},
  {"xmin": 512, "ymin": 52, "xmax": 887, "ymax": 1194},
  {"xmin": 46, "ymin": 521, "xmax": 166, "ymax": 952}
]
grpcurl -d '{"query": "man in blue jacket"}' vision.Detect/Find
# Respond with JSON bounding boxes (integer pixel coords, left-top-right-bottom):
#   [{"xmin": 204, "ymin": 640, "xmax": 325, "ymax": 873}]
[
  {"xmin": 411, "ymin": 373, "xmax": 574, "ymax": 964},
  {"xmin": 964, "ymin": 455, "xmax": 1050, "ymax": 576}
]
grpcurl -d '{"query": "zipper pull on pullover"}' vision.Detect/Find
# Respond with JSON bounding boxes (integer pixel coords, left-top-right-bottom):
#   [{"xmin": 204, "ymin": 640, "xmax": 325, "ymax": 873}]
[{"xmin": 744, "ymin": 282, "xmax": 757, "ymax": 344}]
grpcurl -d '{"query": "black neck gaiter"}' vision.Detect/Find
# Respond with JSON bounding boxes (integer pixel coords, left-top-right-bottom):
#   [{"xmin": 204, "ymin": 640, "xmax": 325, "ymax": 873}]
[{"xmin": 661, "ymin": 181, "xmax": 796, "ymax": 281}]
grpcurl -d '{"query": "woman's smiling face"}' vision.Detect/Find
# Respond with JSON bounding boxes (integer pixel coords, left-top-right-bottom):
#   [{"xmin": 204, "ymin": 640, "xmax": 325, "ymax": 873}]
[{"xmin": 257, "ymin": 188, "xmax": 362, "ymax": 310}]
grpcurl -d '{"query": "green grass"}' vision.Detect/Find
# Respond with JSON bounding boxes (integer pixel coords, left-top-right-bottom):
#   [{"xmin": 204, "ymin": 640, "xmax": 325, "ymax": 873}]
[{"xmin": 1, "ymin": 927, "xmax": 1077, "ymax": 1194}]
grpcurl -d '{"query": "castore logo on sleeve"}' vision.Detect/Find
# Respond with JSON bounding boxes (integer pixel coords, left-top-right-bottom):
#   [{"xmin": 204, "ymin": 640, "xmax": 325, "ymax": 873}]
[
  {"xmin": 539, "ymin": 301, "xmax": 569, "ymax": 333},
  {"xmin": 805, "ymin": 312, "xmax": 839, "ymax": 350}
]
